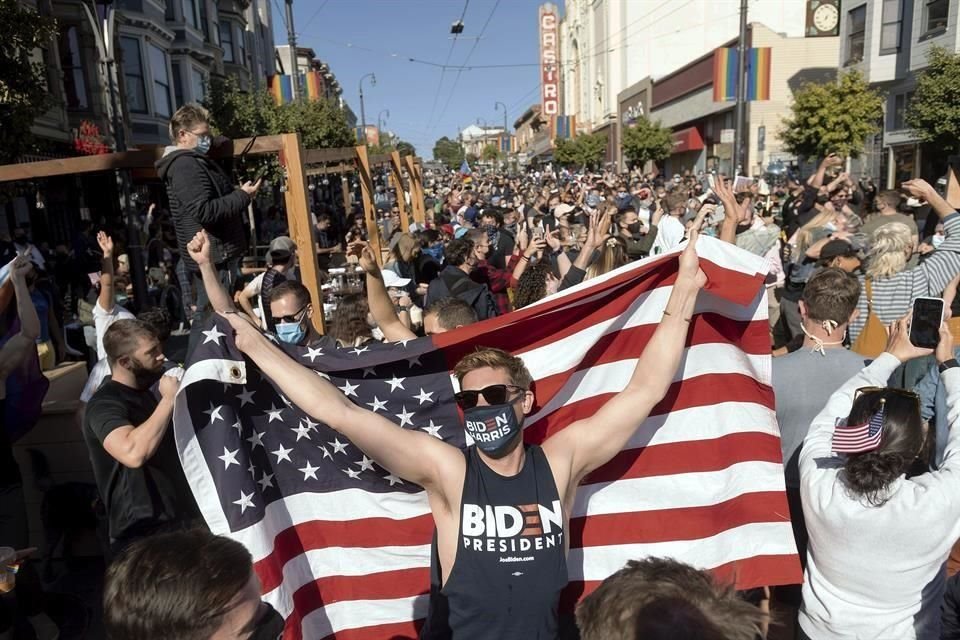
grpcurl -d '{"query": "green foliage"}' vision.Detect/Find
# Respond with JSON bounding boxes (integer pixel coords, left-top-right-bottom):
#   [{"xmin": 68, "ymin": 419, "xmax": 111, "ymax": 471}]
[
  {"xmin": 621, "ymin": 117, "xmax": 673, "ymax": 168},
  {"xmin": 553, "ymin": 133, "xmax": 607, "ymax": 169},
  {"xmin": 481, "ymin": 143, "xmax": 501, "ymax": 162},
  {"xmin": 432, "ymin": 136, "xmax": 465, "ymax": 168},
  {"xmin": 780, "ymin": 70, "xmax": 884, "ymax": 160},
  {"xmin": 395, "ymin": 140, "xmax": 416, "ymax": 157},
  {"xmin": 0, "ymin": 0, "xmax": 57, "ymax": 163},
  {"xmin": 466, "ymin": 153, "xmax": 479, "ymax": 165},
  {"xmin": 906, "ymin": 46, "xmax": 960, "ymax": 157}
]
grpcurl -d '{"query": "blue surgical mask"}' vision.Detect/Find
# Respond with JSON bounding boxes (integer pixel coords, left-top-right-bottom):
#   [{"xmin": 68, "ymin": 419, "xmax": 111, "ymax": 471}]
[
  {"xmin": 933, "ymin": 234, "xmax": 945, "ymax": 249},
  {"xmin": 422, "ymin": 245, "xmax": 444, "ymax": 262},
  {"xmin": 195, "ymin": 135, "xmax": 212, "ymax": 155},
  {"xmin": 275, "ymin": 320, "xmax": 306, "ymax": 345},
  {"xmin": 823, "ymin": 222, "xmax": 837, "ymax": 233},
  {"xmin": 463, "ymin": 403, "xmax": 523, "ymax": 458}
]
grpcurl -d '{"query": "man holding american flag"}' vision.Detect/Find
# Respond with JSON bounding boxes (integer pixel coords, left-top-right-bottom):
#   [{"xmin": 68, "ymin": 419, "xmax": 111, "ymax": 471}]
[{"xmin": 217, "ymin": 222, "xmax": 707, "ymax": 639}]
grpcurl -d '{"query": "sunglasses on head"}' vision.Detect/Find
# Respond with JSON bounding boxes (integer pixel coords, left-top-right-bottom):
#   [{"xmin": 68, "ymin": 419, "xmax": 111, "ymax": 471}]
[
  {"xmin": 454, "ymin": 384, "xmax": 526, "ymax": 410},
  {"xmin": 271, "ymin": 304, "xmax": 307, "ymax": 325},
  {"xmin": 854, "ymin": 386, "xmax": 920, "ymax": 407}
]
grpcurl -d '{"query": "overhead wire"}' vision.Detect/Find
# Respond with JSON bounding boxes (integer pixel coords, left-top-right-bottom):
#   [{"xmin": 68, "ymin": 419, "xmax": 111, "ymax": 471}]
[{"xmin": 425, "ymin": 0, "xmax": 472, "ymax": 130}]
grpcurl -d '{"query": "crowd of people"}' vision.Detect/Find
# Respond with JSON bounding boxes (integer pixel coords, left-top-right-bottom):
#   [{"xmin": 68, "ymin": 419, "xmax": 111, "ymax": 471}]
[{"xmin": 3, "ymin": 100, "xmax": 960, "ymax": 639}]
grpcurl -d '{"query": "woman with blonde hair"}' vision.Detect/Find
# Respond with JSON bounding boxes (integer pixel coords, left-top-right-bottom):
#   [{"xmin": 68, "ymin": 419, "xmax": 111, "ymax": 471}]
[
  {"xmin": 384, "ymin": 232, "xmax": 421, "ymax": 299},
  {"xmin": 585, "ymin": 237, "xmax": 628, "ymax": 281},
  {"xmin": 792, "ymin": 209, "xmax": 844, "ymax": 257},
  {"xmin": 848, "ymin": 179, "xmax": 960, "ymax": 345}
]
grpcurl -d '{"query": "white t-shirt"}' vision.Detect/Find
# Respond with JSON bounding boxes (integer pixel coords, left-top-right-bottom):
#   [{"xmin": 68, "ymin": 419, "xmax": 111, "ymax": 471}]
[
  {"xmin": 650, "ymin": 215, "xmax": 686, "ymax": 256},
  {"xmin": 80, "ymin": 359, "xmax": 182, "ymax": 403},
  {"xmin": 244, "ymin": 272, "xmax": 266, "ymax": 321},
  {"xmin": 92, "ymin": 301, "xmax": 135, "ymax": 361}
]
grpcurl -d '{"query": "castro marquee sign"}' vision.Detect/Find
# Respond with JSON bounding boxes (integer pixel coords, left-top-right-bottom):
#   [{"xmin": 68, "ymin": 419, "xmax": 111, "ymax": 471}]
[{"xmin": 539, "ymin": 4, "xmax": 560, "ymax": 116}]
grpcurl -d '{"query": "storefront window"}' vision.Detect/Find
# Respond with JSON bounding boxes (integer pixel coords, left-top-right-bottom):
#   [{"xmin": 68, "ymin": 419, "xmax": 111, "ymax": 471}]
[{"xmin": 893, "ymin": 146, "xmax": 916, "ymax": 186}]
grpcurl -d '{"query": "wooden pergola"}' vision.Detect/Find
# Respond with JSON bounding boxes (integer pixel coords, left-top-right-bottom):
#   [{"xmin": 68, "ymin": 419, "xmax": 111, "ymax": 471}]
[{"xmin": 0, "ymin": 133, "xmax": 427, "ymax": 334}]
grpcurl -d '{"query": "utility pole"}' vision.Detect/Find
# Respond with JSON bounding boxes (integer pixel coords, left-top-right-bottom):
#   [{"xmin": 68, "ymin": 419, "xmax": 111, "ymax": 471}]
[
  {"xmin": 359, "ymin": 73, "xmax": 376, "ymax": 144},
  {"xmin": 250, "ymin": 0, "xmax": 263, "ymax": 91},
  {"xmin": 285, "ymin": 0, "xmax": 299, "ymax": 100},
  {"xmin": 732, "ymin": 0, "xmax": 749, "ymax": 175}
]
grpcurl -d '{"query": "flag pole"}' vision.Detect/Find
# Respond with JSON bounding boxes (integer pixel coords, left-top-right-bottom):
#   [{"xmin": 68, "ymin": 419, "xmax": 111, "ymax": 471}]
[{"xmin": 732, "ymin": 0, "xmax": 749, "ymax": 176}]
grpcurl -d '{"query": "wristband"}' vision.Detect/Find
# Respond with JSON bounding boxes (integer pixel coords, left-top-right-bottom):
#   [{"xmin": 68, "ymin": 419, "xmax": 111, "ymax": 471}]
[{"xmin": 939, "ymin": 358, "xmax": 959, "ymax": 373}]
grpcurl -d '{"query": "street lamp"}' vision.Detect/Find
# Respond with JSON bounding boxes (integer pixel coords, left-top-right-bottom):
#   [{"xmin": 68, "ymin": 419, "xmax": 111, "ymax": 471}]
[
  {"xmin": 494, "ymin": 101, "xmax": 507, "ymax": 134},
  {"xmin": 82, "ymin": 0, "xmax": 148, "ymax": 309},
  {"xmin": 358, "ymin": 73, "xmax": 376, "ymax": 144}
]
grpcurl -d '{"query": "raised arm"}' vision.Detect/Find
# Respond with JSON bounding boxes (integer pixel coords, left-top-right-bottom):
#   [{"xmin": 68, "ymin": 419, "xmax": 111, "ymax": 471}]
[
  {"xmin": 237, "ymin": 279, "xmax": 262, "ymax": 327},
  {"xmin": 187, "ymin": 230, "xmax": 236, "ymax": 313},
  {"xmin": 809, "ymin": 153, "xmax": 842, "ymax": 189},
  {"xmin": 903, "ymin": 178, "xmax": 957, "ymax": 220},
  {"xmin": 354, "ymin": 241, "xmax": 416, "ymax": 342},
  {"xmin": 96, "ymin": 231, "xmax": 115, "ymax": 313},
  {"xmin": 544, "ymin": 217, "xmax": 707, "ymax": 488},
  {"xmin": 0, "ymin": 253, "xmax": 40, "ymax": 383},
  {"xmin": 571, "ymin": 208, "xmax": 613, "ymax": 273},
  {"xmin": 713, "ymin": 177, "xmax": 748, "ymax": 245},
  {"xmin": 220, "ymin": 311, "xmax": 461, "ymax": 492}
]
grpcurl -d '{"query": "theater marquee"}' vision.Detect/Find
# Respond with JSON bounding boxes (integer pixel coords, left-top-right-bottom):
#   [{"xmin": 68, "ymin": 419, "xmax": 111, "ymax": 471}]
[{"xmin": 539, "ymin": 4, "xmax": 560, "ymax": 117}]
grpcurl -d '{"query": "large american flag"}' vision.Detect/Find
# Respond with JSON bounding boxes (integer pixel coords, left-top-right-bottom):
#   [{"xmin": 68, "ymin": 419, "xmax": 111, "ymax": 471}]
[{"xmin": 173, "ymin": 237, "xmax": 801, "ymax": 640}]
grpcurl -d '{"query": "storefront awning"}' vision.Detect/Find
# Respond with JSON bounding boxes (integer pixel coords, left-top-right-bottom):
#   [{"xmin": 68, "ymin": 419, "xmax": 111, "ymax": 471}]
[{"xmin": 671, "ymin": 127, "xmax": 705, "ymax": 153}]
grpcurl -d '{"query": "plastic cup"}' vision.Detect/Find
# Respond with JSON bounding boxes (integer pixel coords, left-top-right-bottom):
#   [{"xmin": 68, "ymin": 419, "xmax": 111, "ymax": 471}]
[{"xmin": 0, "ymin": 547, "xmax": 15, "ymax": 594}]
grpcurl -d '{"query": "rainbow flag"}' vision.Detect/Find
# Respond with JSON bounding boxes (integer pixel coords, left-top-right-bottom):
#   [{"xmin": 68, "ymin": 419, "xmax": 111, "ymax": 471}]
[
  {"xmin": 268, "ymin": 75, "xmax": 294, "ymax": 105},
  {"xmin": 713, "ymin": 47, "xmax": 771, "ymax": 102},
  {"xmin": 553, "ymin": 115, "xmax": 577, "ymax": 139},
  {"xmin": 303, "ymin": 70, "xmax": 322, "ymax": 101}
]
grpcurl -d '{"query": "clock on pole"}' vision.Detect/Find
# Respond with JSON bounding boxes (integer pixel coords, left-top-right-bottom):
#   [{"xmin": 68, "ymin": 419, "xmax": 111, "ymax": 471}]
[{"xmin": 806, "ymin": 0, "xmax": 841, "ymax": 37}]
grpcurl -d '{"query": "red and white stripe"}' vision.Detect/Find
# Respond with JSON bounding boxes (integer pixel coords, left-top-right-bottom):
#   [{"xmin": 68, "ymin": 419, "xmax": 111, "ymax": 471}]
[{"xmin": 178, "ymin": 237, "xmax": 801, "ymax": 640}]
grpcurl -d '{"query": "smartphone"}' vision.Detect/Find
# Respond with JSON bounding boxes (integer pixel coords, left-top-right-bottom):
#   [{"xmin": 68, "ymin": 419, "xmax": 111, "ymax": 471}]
[
  {"xmin": 910, "ymin": 297, "xmax": 944, "ymax": 349},
  {"xmin": 733, "ymin": 176, "xmax": 754, "ymax": 192}
]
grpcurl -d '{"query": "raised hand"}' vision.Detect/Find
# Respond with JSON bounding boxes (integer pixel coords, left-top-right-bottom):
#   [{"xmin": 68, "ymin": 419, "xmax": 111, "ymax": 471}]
[
  {"xmin": 544, "ymin": 228, "xmax": 562, "ymax": 252},
  {"xmin": 220, "ymin": 310, "xmax": 263, "ymax": 353},
  {"xmin": 9, "ymin": 251, "xmax": 32, "ymax": 282},
  {"xmin": 187, "ymin": 230, "xmax": 211, "ymax": 267},
  {"xmin": 885, "ymin": 314, "xmax": 934, "ymax": 363},
  {"xmin": 97, "ymin": 231, "xmax": 114, "ymax": 258},
  {"xmin": 678, "ymin": 209, "xmax": 708, "ymax": 290},
  {"xmin": 350, "ymin": 240, "xmax": 378, "ymax": 275},
  {"xmin": 901, "ymin": 179, "xmax": 934, "ymax": 200},
  {"xmin": 584, "ymin": 209, "xmax": 612, "ymax": 250}
]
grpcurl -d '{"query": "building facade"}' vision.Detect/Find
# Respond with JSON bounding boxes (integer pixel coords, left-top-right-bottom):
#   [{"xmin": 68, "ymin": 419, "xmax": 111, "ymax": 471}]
[
  {"xmin": 838, "ymin": 0, "xmax": 958, "ymax": 186},
  {"xmin": 25, "ymin": 0, "xmax": 276, "ymax": 150},
  {"xmin": 558, "ymin": 0, "xmax": 811, "ymax": 168},
  {"xmin": 273, "ymin": 45, "xmax": 357, "ymax": 128}
]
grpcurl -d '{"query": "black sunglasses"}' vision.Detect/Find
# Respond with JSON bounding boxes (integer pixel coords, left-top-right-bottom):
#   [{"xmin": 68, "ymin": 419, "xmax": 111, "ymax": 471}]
[
  {"xmin": 454, "ymin": 384, "xmax": 526, "ymax": 410},
  {"xmin": 271, "ymin": 304, "xmax": 307, "ymax": 325}
]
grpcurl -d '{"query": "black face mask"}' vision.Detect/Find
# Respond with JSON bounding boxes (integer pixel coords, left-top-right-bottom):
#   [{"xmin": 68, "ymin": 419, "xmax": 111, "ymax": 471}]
[
  {"xmin": 627, "ymin": 222, "xmax": 642, "ymax": 235},
  {"xmin": 249, "ymin": 603, "xmax": 285, "ymax": 640}
]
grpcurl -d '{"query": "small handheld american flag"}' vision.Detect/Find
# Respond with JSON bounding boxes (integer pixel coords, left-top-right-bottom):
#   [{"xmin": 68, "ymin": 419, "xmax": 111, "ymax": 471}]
[{"xmin": 832, "ymin": 399, "xmax": 886, "ymax": 454}]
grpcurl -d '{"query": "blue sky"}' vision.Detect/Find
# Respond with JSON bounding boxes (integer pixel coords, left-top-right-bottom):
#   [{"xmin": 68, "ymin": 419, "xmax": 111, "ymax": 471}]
[{"xmin": 272, "ymin": 0, "xmax": 547, "ymax": 157}]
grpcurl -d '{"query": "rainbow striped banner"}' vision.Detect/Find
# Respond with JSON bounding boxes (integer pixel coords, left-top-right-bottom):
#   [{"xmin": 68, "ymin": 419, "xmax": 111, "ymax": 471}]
[
  {"xmin": 268, "ymin": 74, "xmax": 294, "ymax": 105},
  {"xmin": 303, "ymin": 70, "xmax": 322, "ymax": 101},
  {"xmin": 713, "ymin": 47, "xmax": 771, "ymax": 102}
]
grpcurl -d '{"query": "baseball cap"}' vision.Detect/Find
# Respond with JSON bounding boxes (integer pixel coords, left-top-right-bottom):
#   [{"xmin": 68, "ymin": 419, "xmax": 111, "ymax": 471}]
[
  {"xmin": 269, "ymin": 236, "xmax": 297, "ymax": 253},
  {"xmin": 819, "ymin": 238, "xmax": 858, "ymax": 262},
  {"xmin": 554, "ymin": 203, "xmax": 575, "ymax": 217},
  {"xmin": 381, "ymin": 269, "xmax": 411, "ymax": 289}
]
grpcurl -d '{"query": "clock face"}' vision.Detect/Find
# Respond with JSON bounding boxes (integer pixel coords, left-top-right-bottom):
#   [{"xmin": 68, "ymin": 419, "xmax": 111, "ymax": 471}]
[{"xmin": 813, "ymin": 3, "xmax": 839, "ymax": 32}]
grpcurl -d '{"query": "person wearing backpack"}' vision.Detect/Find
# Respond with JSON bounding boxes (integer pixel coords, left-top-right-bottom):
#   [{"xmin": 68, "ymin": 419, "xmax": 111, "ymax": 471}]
[{"xmin": 425, "ymin": 237, "xmax": 499, "ymax": 322}]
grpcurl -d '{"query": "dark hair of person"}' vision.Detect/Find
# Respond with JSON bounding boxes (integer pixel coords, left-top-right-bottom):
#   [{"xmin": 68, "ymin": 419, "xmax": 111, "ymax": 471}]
[
  {"xmin": 420, "ymin": 229, "xmax": 441, "ymax": 246},
  {"xmin": 103, "ymin": 529, "xmax": 252, "ymax": 640},
  {"xmin": 801, "ymin": 267, "xmax": 860, "ymax": 326},
  {"xmin": 425, "ymin": 297, "xmax": 477, "ymax": 330},
  {"xmin": 103, "ymin": 319, "xmax": 156, "ymax": 366},
  {"xmin": 445, "ymin": 237, "xmax": 475, "ymax": 267},
  {"xmin": 137, "ymin": 307, "xmax": 172, "ymax": 343},
  {"xmin": 480, "ymin": 209, "xmax": 503, "ymax": 226},
  {"xmin": 841, "ymin": 389, "xmax": 927, "ymax": 506},
  {"xmin": 267, "ymin": 280, "xmax": 310, "ymax": 308},
  {"xmin": 514, "ymin": 262, "xmax": 556, "ymax": 310},
  {"xmin": 329, "ymin": 293, "xmax": 372, "ymax": 347},
  {"xmin": 575, "ymin": 557, "xmax": 766, "ymax": 640}
]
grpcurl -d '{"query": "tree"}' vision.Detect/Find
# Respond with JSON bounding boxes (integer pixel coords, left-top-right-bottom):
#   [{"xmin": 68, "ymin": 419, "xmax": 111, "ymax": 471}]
[
  {"xmin": 621, "ymin": 117, "xmax": 673, "ymax": 168},
  {"xmin": 553, "ymin": 133, "xmax": 607, "ymax": 169},
  {"xmin": 906, "ymin": 46, "xmax": 960, "ymax": 161},
  {"xmin": 481, "ymin": 143, "xmax": 501, "ymax": 163},
  {"xmin": 779, "ymin": 70, "xmax": 884, "ymax": 160},
  {"xmin": 0, "ymin": 0, "xmax": 57, "ymax": 163},
  {"xmin": 396, "ymin": 140, "xmax": 416, "ymax": 157},
  {"xmin": 432, "ymin": 136, "xmax": 465, "ymax": 168}
]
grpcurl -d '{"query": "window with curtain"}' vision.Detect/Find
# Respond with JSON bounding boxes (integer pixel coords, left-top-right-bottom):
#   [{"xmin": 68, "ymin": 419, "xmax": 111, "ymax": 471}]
[
  {"xmin": 892, "ymin": 91, "xmax": 914, "ymax": 129},
  {"xmin": 846, "ymin": 5, "xmax": 866, "ymax": 64},
  {"xmin": 219, "ymin": 22, "xmax": 234, "ymax": 62},
  {"xmin": 59, "ymin": 25, "xmax": 88, "ymax": 110},
  {"xmin": 119, "ymin": 36, "xmax": 147, "ymax": 113},
  {"xmin": 880, "ymin": 0, "xmax": 902, "ymax": 52},
  {"xmin": 923, "ymin": 0, "xmax": 949, "ymax": 34},
  {"xmin": 236, "ymin": 24, "xmax": 246, "ymax": 66},
  {"xmin": 199, "ymin": 0, "xmax": 210, "ymax": 42},
  {"xmin": 182, "ymin": 0, "xmax": 198, "ymax": 29},
  {"xmin": 149, "ymin": 44, "xmax": 172, "ymax": 117},
  {"xmin": 171, "ymin": 61, "xmax": 184, "ymax": 109},
  {"xmin": 191, "ymin": 67, "xmax": 207, "ymax": 101}
]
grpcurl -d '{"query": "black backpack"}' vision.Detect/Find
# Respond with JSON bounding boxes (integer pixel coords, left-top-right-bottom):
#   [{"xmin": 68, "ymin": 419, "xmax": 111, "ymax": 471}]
[{"xmin": 426, "ymin": 269, "xmax": 499, "ymax": 321}]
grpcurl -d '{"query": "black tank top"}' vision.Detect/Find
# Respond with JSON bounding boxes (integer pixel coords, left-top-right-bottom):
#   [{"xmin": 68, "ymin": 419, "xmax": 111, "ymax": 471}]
[{"xmin": 420, "ymin": 444, "xmax": 567, "ymax": 639}]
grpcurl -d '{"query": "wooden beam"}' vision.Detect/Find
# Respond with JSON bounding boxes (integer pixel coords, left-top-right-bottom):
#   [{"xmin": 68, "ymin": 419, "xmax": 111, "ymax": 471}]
[
  {"xmin": 303, "ymin": 147, "xmax": 357, "ymax": 165},
  {"xmin": 215, "ymin": 135, "xmax": 285, "ymax": 158},
  {"xmin": 279, "ymin": 133, "xmax": 326, "ymax": 335},
  {"xmin": 389, "ymin": 151, "xmax": 410, "ymax": 233},
  {"xmin": 405, "ymin": 155, "xmax": 426, "ymax": 225},
  {"xmin": 304, "ymin": 162, "xmax": 355, "ymax": 177},
  {"xmin": 341, "ymin": 175, "xmax": 353, "ymax": 219},
  {"xmin": 355, "ymin": 145, "xmax": 384, "ymax": 266},
  {"xmin": 0, "ymin": 149, "xmax": 160, "ymax": 182}
]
